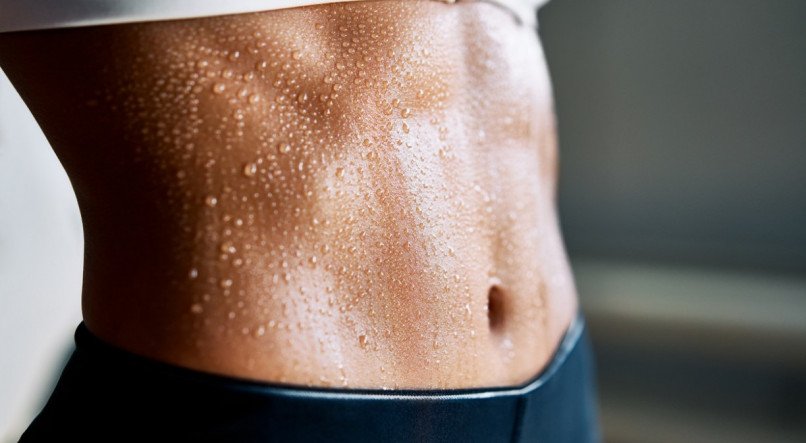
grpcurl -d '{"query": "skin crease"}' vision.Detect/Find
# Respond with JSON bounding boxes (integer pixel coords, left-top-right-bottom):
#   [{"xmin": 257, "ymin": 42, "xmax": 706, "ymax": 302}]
[{"xmin": 0, "ymin": 0, "xmax": 577, "ymax": 389}]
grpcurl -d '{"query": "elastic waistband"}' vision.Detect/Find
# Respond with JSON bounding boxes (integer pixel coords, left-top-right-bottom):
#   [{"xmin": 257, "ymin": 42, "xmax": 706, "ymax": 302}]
[
  {"xmin": 75, "ymin": 313, "xmax": 586, "ymax": 399},
  {"xmin": 21, "ymin": 313, "xmax": 599, "ymax": 442}
]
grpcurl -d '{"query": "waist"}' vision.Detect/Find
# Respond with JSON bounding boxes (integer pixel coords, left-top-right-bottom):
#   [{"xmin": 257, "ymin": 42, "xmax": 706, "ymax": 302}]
[
  {"xmin": 83, "ymin": 197, "xmax": 579, "ymax": 388},
  {"xmin": 21, "ymin": 312, "xmax": 598, "ymax": 443},
  {"xmin": 39, "ymin": 0, "xmax": 576, "ymax": 388}
]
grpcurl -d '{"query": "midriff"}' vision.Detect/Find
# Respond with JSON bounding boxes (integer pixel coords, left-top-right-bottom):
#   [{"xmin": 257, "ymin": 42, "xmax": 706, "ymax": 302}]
[{"xmin": 0, "ymin": 0, "xmax": 577, "ymax": 389}]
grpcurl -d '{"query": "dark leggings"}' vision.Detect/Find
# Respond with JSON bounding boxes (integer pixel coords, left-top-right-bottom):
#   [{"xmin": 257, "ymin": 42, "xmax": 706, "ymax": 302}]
[{"xmin": 20, "ymin": 314, "xmax": 599, "ymax": 442}]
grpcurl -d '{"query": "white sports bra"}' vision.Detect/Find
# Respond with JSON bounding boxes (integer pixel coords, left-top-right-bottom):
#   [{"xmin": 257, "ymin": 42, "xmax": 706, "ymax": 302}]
[{"xmin": 0, "ymin": 0, "xmax": 549, "ymax": 33}]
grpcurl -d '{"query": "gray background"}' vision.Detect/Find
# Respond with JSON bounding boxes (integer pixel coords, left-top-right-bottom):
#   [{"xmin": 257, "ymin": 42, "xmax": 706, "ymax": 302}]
[
  {"xmin": 541, "ymin": 0, "xmax": 806, "ymax": 272},
  {"xmin": 539, "ymin": 1, "xmax": 806, "ymax": 441}
]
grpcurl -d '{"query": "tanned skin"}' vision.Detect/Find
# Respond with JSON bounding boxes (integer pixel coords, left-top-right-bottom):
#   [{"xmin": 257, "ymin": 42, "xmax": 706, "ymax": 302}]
[{"xmin": 0, "ymin": 0, "xmax": 576, "ymax": 389}]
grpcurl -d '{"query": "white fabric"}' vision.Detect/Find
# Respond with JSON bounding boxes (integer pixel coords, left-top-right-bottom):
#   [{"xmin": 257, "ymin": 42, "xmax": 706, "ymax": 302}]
[{"xmin": 0, "ymin": 0, "xmax": 548, "ymax": 33}]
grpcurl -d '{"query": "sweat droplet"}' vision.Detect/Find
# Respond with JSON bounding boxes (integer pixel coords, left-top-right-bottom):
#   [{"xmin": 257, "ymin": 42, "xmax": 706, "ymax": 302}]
[
  {"xmin": 400, "ymin": 108, "xmax": 411, "ymax": 118},
  {"xmin": 402, "ymin": 122, "xmax": 409, "ymax": 134},
  {"xmin": 248, "ymin": 94, "xmax": 260, "ymax": 104},
  {"xmin": 188, "ymin": 268, "xmax": 199, "ymax": 279},
  {"xmin": 205, "ymin": 196, "xmax": 218, "ymax": 207},
  {"xmin": 358, "ymin": 334, "xmax": 368, "ymax": 348},
  {"xmin": 190, "ymin": 303, "xmax": 203, "ymax": 314},
  {"xmin": 243, "ymin": 163, "xmax": 257, "ymax": 177},
  {"xmin": 335, "ymin": 167, "xmax": 345, "ymax": 178},
  {"xmin": 278, "ymin": 143, "xmax": 292, "ymax": 154},
  {"xmin": 212, "ymin": 83, "xmax": 226, "ymax": 94}
]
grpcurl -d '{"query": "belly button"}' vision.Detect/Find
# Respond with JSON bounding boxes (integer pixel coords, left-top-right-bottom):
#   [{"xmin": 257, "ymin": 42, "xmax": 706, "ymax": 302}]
[{"xmin": 487, "ymin": 284, "xmax": 506, "ymax": 332}]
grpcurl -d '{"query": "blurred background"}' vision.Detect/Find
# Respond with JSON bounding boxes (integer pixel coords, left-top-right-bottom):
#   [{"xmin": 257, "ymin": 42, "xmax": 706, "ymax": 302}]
[
  {"xmin": 540, "ymin": 0, "xmax": 806, "ymax": 441},
  {"xmin": 1, "ymin": 0, "xmax": 805, "ymax": 441}
]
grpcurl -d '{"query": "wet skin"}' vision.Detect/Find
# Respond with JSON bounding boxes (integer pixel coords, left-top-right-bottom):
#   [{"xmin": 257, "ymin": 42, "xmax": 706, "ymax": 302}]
[{"xmin": 0, "ymin": 0, "xmax": 577, "ymax": 389}]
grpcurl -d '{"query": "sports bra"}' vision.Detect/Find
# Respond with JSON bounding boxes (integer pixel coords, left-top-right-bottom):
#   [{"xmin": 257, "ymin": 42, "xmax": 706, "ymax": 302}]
[{"xmin": 0, "ymin": 0, "xmax": 550, "ymax": 33}]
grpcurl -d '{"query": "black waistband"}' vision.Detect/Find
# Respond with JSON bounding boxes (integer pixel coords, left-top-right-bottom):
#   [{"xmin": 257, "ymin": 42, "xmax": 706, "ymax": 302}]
[{"xmin": 20, "ymin": 315, "xmax": 599, "ymax": 442}]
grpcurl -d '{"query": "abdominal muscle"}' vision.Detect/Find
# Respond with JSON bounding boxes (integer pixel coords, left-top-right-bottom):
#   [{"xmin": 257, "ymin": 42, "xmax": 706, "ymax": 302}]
[{"xmin": 0, "ymin": 0, "xmax": 577, "ymax": 389}]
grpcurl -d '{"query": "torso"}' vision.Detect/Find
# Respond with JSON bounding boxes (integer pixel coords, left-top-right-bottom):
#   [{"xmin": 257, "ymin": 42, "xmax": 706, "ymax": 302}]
[{"xmin": 0, "ymin": 0, "xmax": 577, "ymax": 389}]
